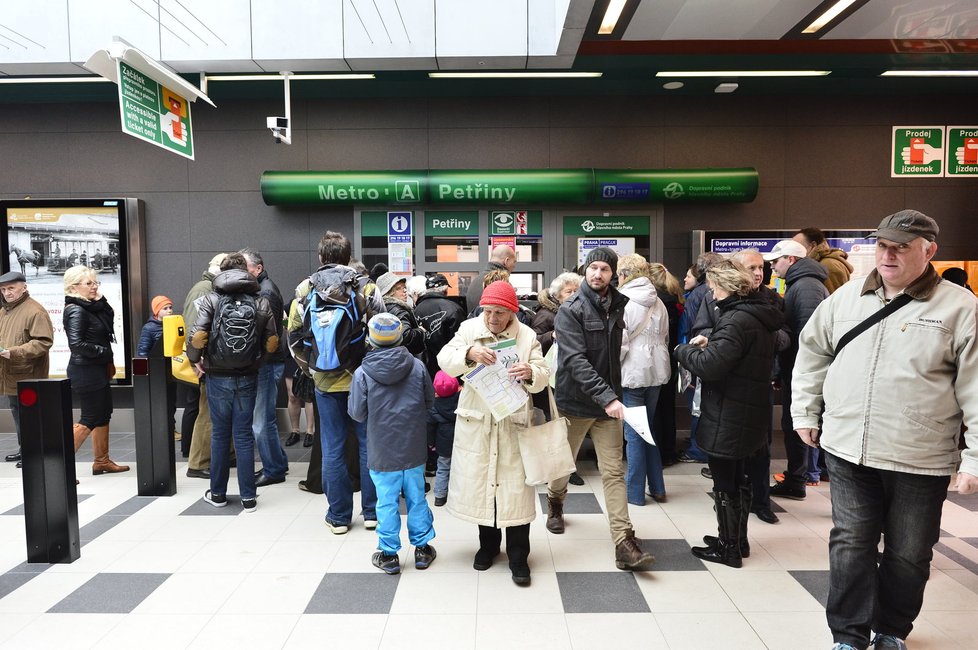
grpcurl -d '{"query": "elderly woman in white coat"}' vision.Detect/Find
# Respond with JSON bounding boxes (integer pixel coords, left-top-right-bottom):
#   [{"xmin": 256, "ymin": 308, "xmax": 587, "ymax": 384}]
[
  {"xmin": 617, "ymin": 254, "xmax": 671, "ymax": 505},
  {"xmin": 437, "ymin": 281, "xmax": 550, "ymax": 586}
]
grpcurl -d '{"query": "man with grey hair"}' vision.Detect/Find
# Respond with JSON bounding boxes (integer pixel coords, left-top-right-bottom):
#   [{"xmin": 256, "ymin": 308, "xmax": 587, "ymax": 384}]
[
  {"xmin": 792, "ymin": 210, "xmax": 978, "ymax": 650},
  {"xmin": 466, "ymin": 245, "xmax": 517, "ymax": 313},
  {"xmin": 240, "ymin": 248, "xmax": 290, "ymax": 487}
]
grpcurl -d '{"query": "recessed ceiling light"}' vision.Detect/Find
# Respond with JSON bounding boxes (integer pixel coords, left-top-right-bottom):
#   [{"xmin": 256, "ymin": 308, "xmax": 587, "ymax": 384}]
[
  {"xmin": 656, "ymin": 71, "xmax": 830, "ymax": 78},
  {"xmin": 429, "ymin": 72, "xmax": 603, "ymax": 79},
  {"xmin": 598, "ymin": 0, "xmax": 629, "ymax": 35},
  {"xmin": 802, "ymin": 0, "xmax": 861, "ymax": 34},
  {"xmin": 715, "ymin": 83, "xmax": 739, "ymax": 93},
  {"xmin": 0, "ymin": 76, "xmax": 108, "ymax": 84},
  {"xmin": 204, "ymin": 74, "xmax": 375, "ymax": 81},
  {"xmin": 662, "ymin": 81, "xmax": 684, "ymax": 90},
  {"xmin": 881, "ymin": 70, "xmax": 978, "ymax": 77}
]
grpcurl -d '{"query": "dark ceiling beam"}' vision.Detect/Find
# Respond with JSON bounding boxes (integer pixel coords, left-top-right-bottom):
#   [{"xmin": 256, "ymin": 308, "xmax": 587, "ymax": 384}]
[{"xmin": 782, "ymin": 0, "xmax": 873, "ymax": 40}]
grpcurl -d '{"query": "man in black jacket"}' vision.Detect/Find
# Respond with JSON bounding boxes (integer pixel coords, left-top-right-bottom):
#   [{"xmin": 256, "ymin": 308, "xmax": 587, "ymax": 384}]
[
  {"xmin": 546, "ymin": 247, "xmax": 655, "ymax": 571},
  {"xmin": 240, "ymin": 249, "xmax": 290, "ymax": 488},
  {"xmin": 763, "ymin": 239, "xmax": 829, "ymax": 501},
  {"xmin": 413, "ymin": 274, "xmax": 466, "ymax": 379}
]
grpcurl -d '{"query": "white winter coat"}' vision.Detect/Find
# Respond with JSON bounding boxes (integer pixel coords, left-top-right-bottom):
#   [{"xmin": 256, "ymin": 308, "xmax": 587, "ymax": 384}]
[
  {"xmin": 619, "ymin": 276, "xmax": 671, "ymax": 389},
  {"xmin": 437, "ymin": 315, "xmax": 550, "ymax": 527}
]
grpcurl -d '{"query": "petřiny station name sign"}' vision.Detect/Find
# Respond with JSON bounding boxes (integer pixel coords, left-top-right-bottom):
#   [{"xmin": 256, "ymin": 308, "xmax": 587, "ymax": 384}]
[{"xmin": 261, "ymin": 168, "xmax": 758, "ymax": 206}]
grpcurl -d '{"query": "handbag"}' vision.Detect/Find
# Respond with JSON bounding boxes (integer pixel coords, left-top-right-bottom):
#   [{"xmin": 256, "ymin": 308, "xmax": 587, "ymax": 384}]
[
  {"xmin": 291, "ymin": 367, "xmax": 315, "ymax": 402},
  {"xmin": 517, "ymin": 387, "xmax": 577, "ymax": 486}
]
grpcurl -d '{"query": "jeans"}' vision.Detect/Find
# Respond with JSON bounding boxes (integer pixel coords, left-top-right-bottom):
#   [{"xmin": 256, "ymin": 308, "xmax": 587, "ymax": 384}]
[
  {"xmin": 434, "ymin": 455, "xmax": 451, "ymax": 499},
  {"xmin": 548, "ymin": 416, "xmax": 632, "ymax": 545},
  {"xmin": 824, "ymin": 452, "xmax": 949, "ymax": 648},
  {"xmin": 623, "ymin": 385, "xmax": 665, "ymax": 504},
  {"xmin": 806, "ymin": 446, "xmax": 822, "ymax": 484},
  {"xmin": 253, "ymin": 362, "xmax": 288, "ymax": 479},
  {"xmin": 207, "ymin": 374, "xmax": 258, "ymax": 500},
  {"xmin": 684, "ymin": 383, "xmax": 707, "ymax": 461},
  {"xmin": 316, "ymin": 389, "xmax": 376, "ymax": 525},
  {"xmin": 7, "ymin": 395, "xmax": 21, "ymax": 448},
  {"xmin": 369, "ymin": 465, "xmax": 435, "ymax": 554}
]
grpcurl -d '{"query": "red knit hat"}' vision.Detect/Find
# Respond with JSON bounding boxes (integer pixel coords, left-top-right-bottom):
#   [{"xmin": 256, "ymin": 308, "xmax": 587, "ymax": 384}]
[
  {"xmin": 480, "ymin": 281, "xmax": 519, "ymax": 313},
  {"xmin": 151, "ymin": 295, "xmax": 173, "ymax": 318}
]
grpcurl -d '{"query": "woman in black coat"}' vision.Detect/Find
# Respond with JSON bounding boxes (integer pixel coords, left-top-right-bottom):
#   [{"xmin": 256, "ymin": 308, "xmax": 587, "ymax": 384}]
[
  {"xmin": 674, "ymin": 260, "xmax": 782, "ymax": 567},
  {"xmin": 64, "ymin": 265, "xmax": 129, "ymax": 475}
]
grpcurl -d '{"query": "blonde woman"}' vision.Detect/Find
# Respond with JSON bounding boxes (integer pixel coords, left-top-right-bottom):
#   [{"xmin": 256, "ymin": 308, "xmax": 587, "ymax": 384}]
[
  {"xmin": 63, "ymin": 265, "xmax": 128, "ymax": 474},
  {"xmin": 674, "ymin": 260, "xmax": 782, "ymax": 567}
]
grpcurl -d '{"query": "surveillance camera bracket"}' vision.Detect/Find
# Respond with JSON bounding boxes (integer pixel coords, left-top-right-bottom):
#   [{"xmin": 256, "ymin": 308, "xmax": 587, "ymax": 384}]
[{"xmin": 270, "ymin": 72, "xmax": 292, "ymax": 144}]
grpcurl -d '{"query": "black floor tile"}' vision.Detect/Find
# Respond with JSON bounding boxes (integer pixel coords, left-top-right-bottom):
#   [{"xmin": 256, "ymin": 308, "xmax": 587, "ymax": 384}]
[
  {"xmin": 104, "ymin": 496, "xmax": 157, "ymax": 516},
  {"xmin": 80, "ymin": 516, "xmax": 127, "ymax": 544},
  {"xmin": 305, "ymin": 573, "xmax": 399, "ymax": 614},
  {"xmin": 640, "ymin": 538, "xmax": 707, "ymax": 572},
  {"xmin": 556, "ymin": 572, "xmax": 650, "ymax": 613},
  {"xmin": 935, "ymin": 541, "xmax": 978, "ymax": 575},
  {"xmin": 180, "ymin": 495, "xmax": 245, "ymax": 516},
  {"xmin": 48, "ymin": 573, "xmax": 170, "ymax": 613},
  {"xmin": 790, "ymin": 570, "xmax": 830, "ymax": 608},
  {"xmin": 2, "ymin": 494, "xmax": 92, "ymax": 516},
  {"xmin": 0, "ymin": 572, "xmax": 39, "ymax": 600},
  {"xmin": 537, "ymin": 492, "xmax": 603, "ymax": 515},
  {"xmin": 946, "ymin": 491, "xmax": 978, "ymax": 512}
]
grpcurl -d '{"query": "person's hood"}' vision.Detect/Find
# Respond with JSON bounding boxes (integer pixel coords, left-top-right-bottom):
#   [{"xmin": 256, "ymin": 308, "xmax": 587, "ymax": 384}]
[
  {"xmin": 785, "ymin": 256, "xmax": 829, "ymax": 284},
  {"xmin": 536, "ymin": 288, "xmax": 560, "ymax": 313},
  {"xmin": 200, "ymin": 269, "xmax": 216, "ymax": 283},
  {"xmin": 360, "ymin": 345, "xmax": 415, "ymax": 385},
  {"xmin": 619, "ymin": 276, "xmax": 657, "ymax": 308},
  {"xmin": 213, "ymin": 269, "xmax": 260, "ymax": 295},
  {"xmin": 718, "ymin": 293, "xmax": 785, "ymax": 332},
  {"xmin": 811, "ymin": 242, "xmax": 855, "ymax": 272}
]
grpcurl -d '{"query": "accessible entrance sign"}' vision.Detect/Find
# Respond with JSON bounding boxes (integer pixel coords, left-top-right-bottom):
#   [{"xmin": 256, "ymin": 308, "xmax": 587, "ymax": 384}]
[{"xmin": 118, "ymin": 60, "xmax": 194, "ymax": 160}]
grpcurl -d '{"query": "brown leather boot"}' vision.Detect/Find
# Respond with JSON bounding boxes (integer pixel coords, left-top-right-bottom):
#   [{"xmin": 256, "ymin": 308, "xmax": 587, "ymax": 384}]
[
  {"xmin": 73, "ymin": 423, "xmax": 91, "ymax": 453},
  {"xmin": 91, "ymin": 425, "xmax": 130, "ymax": 475},
  {"xmin": 615, "ymin": 530, "xmax": 656, "ymax": 571},
  {"xmin": 546, "ymin": 496, "xmax": 565, "ymax": 534}
]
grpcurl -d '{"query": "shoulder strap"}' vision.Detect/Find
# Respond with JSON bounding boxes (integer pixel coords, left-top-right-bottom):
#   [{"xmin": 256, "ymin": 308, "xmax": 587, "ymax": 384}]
[
  {"xmin": 834, "ymin": 293, "xmax": 913, "ymax": 356},
  {"xmin": 628, "ymin": 306, "xmax": 654, "ymax": 343}
]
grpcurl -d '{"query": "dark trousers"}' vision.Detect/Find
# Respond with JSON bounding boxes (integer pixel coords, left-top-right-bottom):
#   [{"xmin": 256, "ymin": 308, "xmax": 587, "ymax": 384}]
[
  {"xmin": 179, "ymin": 384, "xmax": 199, "ymax": 458},
  {"xmin": 478, "ymin": 523, "xmax": 531, "ymax": 569},
  {"xmin": 7, "ymin": 395, "xmax": 21, "ymax": 448},
  {"xmin": 780, "ymin": 374, "xmax": 810, "ymax": 489},
  {"xmin": 652, "ymin": 371, "xmax": 678, "ymax": 463},
  {"xmin": 824, "ymin": 452, "xmax": 949, "ymax": 648},
  {"xmin": 302, "ymin": 399, "xmax": 361, "ymax": 494},
  {"xmin": 707, "ymin": 456, "xmax": 748, "ymax": 493},
  {"xmin": 747, "ymin": 391, "xmax": 774, "ymax": 507}
]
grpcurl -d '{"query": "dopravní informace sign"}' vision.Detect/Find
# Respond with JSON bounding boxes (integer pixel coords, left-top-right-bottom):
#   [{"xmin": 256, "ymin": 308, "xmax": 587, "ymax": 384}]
[{"xmin": 117, "ymin": 60, "xmax": 194, "ymax": 160}]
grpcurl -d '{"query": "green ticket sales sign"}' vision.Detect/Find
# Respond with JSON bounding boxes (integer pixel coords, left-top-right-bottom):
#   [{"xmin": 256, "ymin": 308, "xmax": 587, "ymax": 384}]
[
  {"xmin": 261, "ymin": 168, "xmax": 758, "ymax": 206},
  {"xmin": 891, "ymin": 126, "xmax": 943, "ymax": 177},
  {"xmin": 947, "ymin": 127, "xmax": 978, "ymax": 177},
  {"xmin": 118, "ymin": 61, "xmax": 194, "ymax": 160}
]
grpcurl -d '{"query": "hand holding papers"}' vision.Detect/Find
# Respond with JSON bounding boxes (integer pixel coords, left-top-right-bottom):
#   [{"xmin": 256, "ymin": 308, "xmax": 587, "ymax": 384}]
[
  {"xmin": 463, "ymin": 339, "xmax": 528, "ymax": 420},
  {"xmin": 623, "ymin": 406, "xmax": 656, "ymax": 446}
]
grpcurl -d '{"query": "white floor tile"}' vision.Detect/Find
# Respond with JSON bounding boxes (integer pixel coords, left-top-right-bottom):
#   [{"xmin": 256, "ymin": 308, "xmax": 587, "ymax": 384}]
[
  {"xmin": 381, "ymin": 613, "xmax": 476, "ymax": 650},
  {"xmin": 132, "ymin": 572, "xmax": 246, "ymax": 614},
  {"xmin": 179, "ymin": 539, "xmax": 275, "ymax": 573},
  {"xmin": 283, "ymin": 614, "xmax": 387, "ymax": 649},
  {"xmin": 633, "ymin": 570, "xmax": 737, "ymax": 613},
  {"xmin": 389, "ymin": 572, "xmax": 478, "ymax": 615},
  {"xmin": 475, "ymin": 613, "xmax": 571, "ymax": 650},
  {"xmin": 753, "ymin": 536, "xmax": 831, "ymax": 571},
  {"xmin": 102, "ymin": 539, "xmax": 207, "ymax": 573},
  {"xmin": 547, "ymin": 539, "xmax": 618, "ymax": 572},
  {"xmin": 565, "ymin": 613, "xmax": 667, "ymax": 647},
  {"xmin": 187, "ymin": 613, "xmax": 299, "ymax": 649},
  {"xmin": 0, "ymin": 571, "xmax": 95, "ymax": 613},
  {"xmin": 250, "ymin": 539, "xmax": 342, "ymax": 574},
  {"xmin": 476, "ymin": 571, "xmax": 563, "ymax": 614},
  {"xmin": 218, "ymin": 572, "xmax": 324, "ymax": 615},
  {"xmin": 104, "ymin": 613, "xmax": 212, "ymax": 648},
  {"xmin": 2, "ymin": 613, "xmax": 123, "ymax": 650},
  {"xmin": 742, "ymin": 611, "xmax": 834, "ymax": 649},
  {"xmin": 655, "ymin": 612, "xmax": 766, "ymax": 649},
  {"xmin": 711, "ymin": 570, "xmax": 824, "ymax": 612},
  {"xmin": 920, "ymin": 569, "xmax": 978, "ymax": 611}
]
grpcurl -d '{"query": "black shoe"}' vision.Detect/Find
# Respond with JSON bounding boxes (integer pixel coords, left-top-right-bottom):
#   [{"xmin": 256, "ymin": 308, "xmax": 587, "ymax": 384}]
[
  {"xmin": 424, "ymin": 481, "xmax": 431, "ymax": 493},
  {"xmin": 568, "ymin": 472, "xmax": 585, "ymax": 486},
  {"xmin": 303, "ymin": 433, "xmax": 313, "ymax": 448},
  {"xmin": 511, "ymin": 563, "xmax": 531, "ymax": 586},
  {"xmin": 473, "ymin": 547, "xmax": 499, "ymax": 571},
  {"xmin": 415, "ymin": 544, "xmax": 437, "ymax": 570},
  {"xmin": 434, "ymin": 496, "xmax": 447, "ymax": 507},
  {"xmin": 750, "ymin": 505, "xmax": 780, "ymax": 524},
  {"xmin": 769, "ymin": 482, "xmax": 806, "ymax": 501},
  {"xmin": 255, "ymin": 473, "xmax": 286, "ymax": 487},
  {"xmin": 372, "ymin": 551, "xmax": 400, "ymax": 575},
  {"xmin": 677, "ymin": 451, "xmax": 707, "ymax": 464},
  {"xmin": 297, "ymin": 480, "xmax": 323, "ymax": 494},
  {"xmin": 5, "ymin": 452, "xmax": 21, "ymax": 462},
  {"xmin": 186, "ymin": 468, "xmax": 210, "ymax": 479},
  {"xmin": 700, "ymin": 467, "xmax": 712, "ymax": 479},
  {"xmin": 284, "ymin": 431, "xmax": 301, "ymax": 447},
  {"xmin": 16, "ymin": 461, "xmax": 22, "ymax": 469}
]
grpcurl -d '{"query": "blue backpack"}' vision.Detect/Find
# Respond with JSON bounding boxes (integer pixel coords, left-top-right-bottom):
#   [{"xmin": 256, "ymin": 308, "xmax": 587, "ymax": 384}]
[{"xmin": 292, "ymin": 269, "xmax": 367, "ymax": 372}]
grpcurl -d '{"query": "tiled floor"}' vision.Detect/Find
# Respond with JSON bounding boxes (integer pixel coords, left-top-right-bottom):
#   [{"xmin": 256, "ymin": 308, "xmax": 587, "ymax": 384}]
[{"xmin": 1, "ymin": 432, "xmax": 978, "ymax": 649}]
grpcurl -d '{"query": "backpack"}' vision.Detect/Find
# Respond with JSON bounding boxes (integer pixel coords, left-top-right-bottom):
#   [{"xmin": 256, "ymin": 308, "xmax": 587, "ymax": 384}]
[
  {"xmin": 208, "ymin": 293, "xmax": 262, "ymax": 369},
  {"xmin": 293, "ymin": 270, "xmax": 367, "ymax": 372}
]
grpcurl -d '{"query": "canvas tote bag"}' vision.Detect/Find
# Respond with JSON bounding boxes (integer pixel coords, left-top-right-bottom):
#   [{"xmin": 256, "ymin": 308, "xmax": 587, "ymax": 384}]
[{"xmin": 517, "ymin": 387, "xmax": 577, "ymax": 486}]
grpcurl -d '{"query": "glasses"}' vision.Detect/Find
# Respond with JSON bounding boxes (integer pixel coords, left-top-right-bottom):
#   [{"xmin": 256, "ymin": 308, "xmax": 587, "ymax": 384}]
[{"xmin": 74, "ymin": 280, "xmax": 100, "ymax": 287}]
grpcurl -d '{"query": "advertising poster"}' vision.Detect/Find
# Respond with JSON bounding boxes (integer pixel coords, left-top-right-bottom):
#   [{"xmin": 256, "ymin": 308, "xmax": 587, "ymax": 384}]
[{"xmin": 6, "ymin": 205, "xmax": 126, "ymax": 379}]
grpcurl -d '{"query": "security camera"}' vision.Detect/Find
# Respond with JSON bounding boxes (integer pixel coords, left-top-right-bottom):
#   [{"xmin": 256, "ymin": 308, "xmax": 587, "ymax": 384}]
[{"xmin": 266, "ymin": 116, "xmax": 290, "ymax": 144}]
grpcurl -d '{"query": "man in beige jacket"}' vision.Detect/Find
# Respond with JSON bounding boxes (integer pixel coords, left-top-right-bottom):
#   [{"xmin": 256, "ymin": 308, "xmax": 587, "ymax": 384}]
[{"xmin": 791, "ymin": 210, "xmax": 978, "ymax": 650}]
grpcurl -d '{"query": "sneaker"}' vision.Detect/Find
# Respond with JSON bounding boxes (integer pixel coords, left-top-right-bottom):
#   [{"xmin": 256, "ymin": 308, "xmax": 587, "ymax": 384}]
[
  {"xmin": 372, "ymin": 551, "xmax": 400, "ymax": 575},
  {"xmin": 414, "ymin": 544, "xmax": 437, "ymax": 570},
  {"xmin": 614, "ymin": 531, "xmax": 655, "ymax": 571},
  {"xmin": 325, "ymin": 517, "xmax": 350, "ymax": 534},
  {"xmin": 568, "ymin": 472, "xmax": 585, "ymax": 486},
  {"xmin": 364, "ymin": 518, "xmax": 378, "ymax": 530},
  {"xmin": 769, "ymin": 481, "xmax": 806, "ymax": 500},
  {"xmin": 806, "ymin": 480, "xmax": 821, "ymax": 487},
  {"xmin": 677, "ymin": 451, "xmax": 707, "ymax": 464},
  {"xmin": 434, "ymin": 495, "xmax": 447, "ymax": 507},
  {"xmin": 871, "ymin": 634, "xmax": 907, "ymax": 649},
  {"xmin": 831, "ymin": 645, "xmax": 858, "ymax": 650},
  {"xmin": 241, "ymin": 498, "xmax": 257, "ymax": 513},
  {"xmin": 203, "ymin": 490, "xmax": 227, "ymax": 508},
  {"xmin": 700, "ymin": 467, "xmax": 712, "ymax": 479}
]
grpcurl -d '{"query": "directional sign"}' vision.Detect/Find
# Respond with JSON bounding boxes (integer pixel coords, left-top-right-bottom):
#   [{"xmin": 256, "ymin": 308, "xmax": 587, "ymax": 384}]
[{"xmin": 118, "ymin": 61, "xmax": 194, "ymax": 159}]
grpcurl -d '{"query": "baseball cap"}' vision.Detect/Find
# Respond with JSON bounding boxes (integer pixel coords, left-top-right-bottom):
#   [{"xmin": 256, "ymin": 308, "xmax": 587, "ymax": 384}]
[
  {"xmin": 870, "ymin": 209, "xmax": 939, "ymax": 243},
  {"xmin": 762, "ymin": 239, "xmax": 809, "ymax": 261},
  {"xmin": 426, "ymin": 273, "xmax": 449, "ymax": 289}
]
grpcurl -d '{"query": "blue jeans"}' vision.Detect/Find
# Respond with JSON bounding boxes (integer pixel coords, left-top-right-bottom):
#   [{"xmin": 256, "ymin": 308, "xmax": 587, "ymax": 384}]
[
  {"xmin": 684, "ymin": 383, "xmax": 708, "ymax": 461},
  {"xmin": 370, "ymin": 465, "xmax": 435, "ymax": 554},
  {"xmin": 806, "ymin": 446, "xmax": 822, "ymax": 484},
  {"xmin": 434, "ymin": 455, "xmax": 451, "ymax": 499},
  {"xmin": 253, "ymin": 361, "xmax": 288, "ymax": 479},
  {"xmin": 824, "ymin": 452, "xmax": 949, "ymax": 648},
  {"xmin": 623, "ymin": 386, "xmax": 665, "ymax": 504},
  {"xmin": 316, "ymin": 389, "xmax": 376, "ymax": 525},
  {"xmin": 207, "ymin": 374, "xmax": 258, "ymax": 500}
]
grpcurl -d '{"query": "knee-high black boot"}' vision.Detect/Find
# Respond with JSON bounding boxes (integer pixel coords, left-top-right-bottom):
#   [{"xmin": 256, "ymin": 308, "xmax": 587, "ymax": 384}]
[
  {"xmin": 702, "ymin": 484, "xmax": 751, "ymax": 557},
  {"xmin": 692, "ymin": 491, "xmax": 743, "ymax": 568}
]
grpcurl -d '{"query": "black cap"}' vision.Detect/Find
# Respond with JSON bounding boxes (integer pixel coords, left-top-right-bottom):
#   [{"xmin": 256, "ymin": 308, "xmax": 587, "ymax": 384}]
[
  {"xmin": 583, "ymin": 247, "xmax": 618, "ymax": 275},
  {"xmin": 871, "ymin": 209, "xmax": 939, "ymax": 243},
  {"xmin": 426, "ymin": 273, "xmax": 449, "ymax": 289},
  {"xmin": 0, "ymin": 271, "xmax": 26, "ymax": 284}
]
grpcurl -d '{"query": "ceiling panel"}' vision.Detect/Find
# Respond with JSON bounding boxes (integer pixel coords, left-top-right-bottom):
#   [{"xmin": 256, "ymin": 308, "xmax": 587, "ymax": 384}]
[
  {"xmin": 623, "ymin": 0, "xmax": 815, "ymax": 40},
  {"xmin": 826, "ymin": 0, "xmax": 978, "ymax": 39}
]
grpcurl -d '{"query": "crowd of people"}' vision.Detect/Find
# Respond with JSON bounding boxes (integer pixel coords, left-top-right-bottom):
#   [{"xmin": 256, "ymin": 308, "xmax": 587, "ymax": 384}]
[{"xmin": 2, "ymin": 211, "xmax": 976, "ymax": 650}]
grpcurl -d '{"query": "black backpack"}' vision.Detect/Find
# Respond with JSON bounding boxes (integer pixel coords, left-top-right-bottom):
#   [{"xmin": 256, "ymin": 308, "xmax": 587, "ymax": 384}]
[{"xmin": 208, "ymin": 293, "xmax": 262, "ymax": 369}]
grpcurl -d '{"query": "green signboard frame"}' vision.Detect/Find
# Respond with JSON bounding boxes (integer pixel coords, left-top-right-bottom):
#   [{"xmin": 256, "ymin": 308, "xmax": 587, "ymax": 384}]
[
  {"xmin": 425, "ymin": 211, "xmax": 479, "ymax": 235},
  {"xmin": 947, "ymin": 126, "xmax": 978, "ymax": 177}
]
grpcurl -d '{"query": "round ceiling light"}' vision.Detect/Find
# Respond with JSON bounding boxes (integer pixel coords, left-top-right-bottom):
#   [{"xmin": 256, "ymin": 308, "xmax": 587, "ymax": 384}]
[{"xmin": 663, "ymin": 81, "xmax": 684, "ymax": 90}]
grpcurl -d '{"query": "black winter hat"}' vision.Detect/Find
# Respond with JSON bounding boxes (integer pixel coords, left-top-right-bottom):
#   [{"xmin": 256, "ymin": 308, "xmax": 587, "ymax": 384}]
[{"xmin": 583, "ymin": 247, "xmax": 618, "ymax": 275}]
